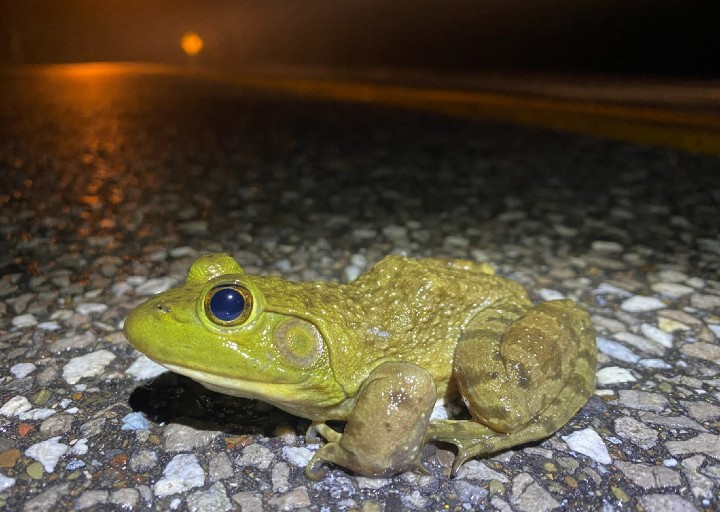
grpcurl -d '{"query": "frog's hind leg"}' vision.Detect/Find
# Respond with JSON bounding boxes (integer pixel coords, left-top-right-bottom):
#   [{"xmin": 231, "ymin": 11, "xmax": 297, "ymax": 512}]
[
  {"xmin": 428, "ymin": 364, "xmax": 595, "ymax": 473},
  {"xmin": 430, "ymin": 299, "xmax": 596, "ymax": 473}
]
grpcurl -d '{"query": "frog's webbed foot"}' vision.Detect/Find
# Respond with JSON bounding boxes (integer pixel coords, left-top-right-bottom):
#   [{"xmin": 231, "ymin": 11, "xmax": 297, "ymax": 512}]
[
  {"xmin": 428, "ymin": 410, "xmax": 580, "ymax": 474},
  {"xmin": 426, "ymin": 419, "xmax": 502, "ymax": 475},
  {"xmin": 304, "ymin": 423, "xmax": 345, "ymax": 480},
  {"xmin": 305, "ymin": 445, "xmax": 331, "ymax": 480}
]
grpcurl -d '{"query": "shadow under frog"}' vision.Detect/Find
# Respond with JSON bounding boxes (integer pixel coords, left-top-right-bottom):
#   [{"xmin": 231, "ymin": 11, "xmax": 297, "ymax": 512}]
[
  {"xmin": 124, "ymin": 253, "xmax": 597, "ymax": 479},
  {"xmin": 128, "ymin": 372, "xmax": 278, "ymax": 435}
]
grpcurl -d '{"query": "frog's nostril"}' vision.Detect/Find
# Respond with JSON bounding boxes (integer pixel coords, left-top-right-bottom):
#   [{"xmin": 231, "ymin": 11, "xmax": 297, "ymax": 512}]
[{"xmin": 156, "ymin": 303, "xmax": 171, "ymax": 313}]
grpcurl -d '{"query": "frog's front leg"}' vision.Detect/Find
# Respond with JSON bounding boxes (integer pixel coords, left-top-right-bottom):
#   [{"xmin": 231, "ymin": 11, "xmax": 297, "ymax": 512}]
[{"xmin": 306, "ymin": 361, "xmax": 436, "ymax": 479}]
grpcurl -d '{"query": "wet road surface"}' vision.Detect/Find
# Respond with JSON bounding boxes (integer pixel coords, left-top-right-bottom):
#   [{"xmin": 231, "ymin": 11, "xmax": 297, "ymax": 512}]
[{"xmin": 1, "ymin": 64, "xmax": 720, "ymax": 511}]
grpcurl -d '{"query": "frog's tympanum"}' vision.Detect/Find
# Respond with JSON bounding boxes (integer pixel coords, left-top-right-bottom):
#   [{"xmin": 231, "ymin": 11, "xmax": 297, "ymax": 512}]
[{"xmin": 124, "ymin": 253, "xmax": 596, "ymax": 478}]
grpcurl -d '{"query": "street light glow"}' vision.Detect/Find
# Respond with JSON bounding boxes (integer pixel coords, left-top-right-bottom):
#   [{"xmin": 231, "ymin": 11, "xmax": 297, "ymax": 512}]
[{"xmin": 181, "ymin": 31, "xmax": 204, "ymax": 57}]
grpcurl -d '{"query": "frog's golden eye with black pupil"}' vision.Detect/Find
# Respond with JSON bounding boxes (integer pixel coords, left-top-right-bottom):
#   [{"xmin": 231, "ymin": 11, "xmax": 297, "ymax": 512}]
[{"xmin": 204, "ymin": 284, "xmax": 253, "ymax": 326}]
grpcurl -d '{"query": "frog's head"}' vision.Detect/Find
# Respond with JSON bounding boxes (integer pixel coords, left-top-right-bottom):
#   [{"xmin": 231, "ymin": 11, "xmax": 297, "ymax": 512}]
[{"xmin": 124, "ymin": 253, "xmax": 346, "ymax": 418}]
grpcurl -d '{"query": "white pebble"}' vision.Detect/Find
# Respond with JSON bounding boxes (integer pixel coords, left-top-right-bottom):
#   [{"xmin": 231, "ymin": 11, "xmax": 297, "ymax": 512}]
[
  {"xmin": 692, "ymin": 293, "xmax": 720, "ymax": 309},
  {"xmin": 596, "ymin": 366, "xmax": 637, "ymax": 385},
  {"xmin": 18, "ymin": 408, "xmax": 56, "ymax": 421},
  {"xmin": 149, "ymin": 249, "xmax": 168, "ymax": 261},
  {"xmin": 111, "ymin": 282, "xmax": 133, "ymax": 297},
  {"xmin": 686, "ymin": 277, "xmax": 705, "ymax": 289},
  {"xmin": 651, "ymin": 282, "xmax": 694, "ymax": 298},
  {"xmin": 431, "ymin": 402, "xmax": 450, "ymax": 420},
  {"xmin": 121, "ymin": 412, "xmax": 150, "ymax": 431},
  {"xmin": 25, "ymin": 436, "xmax": 70, "ymax": 473},
  {"xmin": 613, "ymin": 331, "xmax": 664, "ymax": 356},
  {"xmin": 282, "ymin": 446, "xmax": 316, "ymax": 468},
  {"xmin": 554, "ymin": 225, "xmax": 578, "ymax": 237},
  {"xmin": 169, "ymin": 246, "xmax": 196, "ymax": 258},
  {"xmin": 592, "ymin": 283, "xmax": 633, "ymax": 297},
  {"xmin": 350, "ymin": 253, "xmax": 368, "ymax": 268},
  {"xmin": 640, "ymin": 323, "xmax": 674, "ymax": 348},
  {"xmin": 135, "ymin": 277, "xmax": 177, "ymax": 296},
  {"xmin": 37, "ymin": 321, "xmax": 61, "ymax": 331},
  {"xmin": 382, "ymin": 225, "xmax": 408, "ymax": 240},
  {"xmin": 343, "ymin": 265, "xmax": 362, "ymax": 282},
  {"xmin": 455, "ymin": 460, "xmax": 510, "ymax": 483},
  {"xmin": 10, "ymin": 362, "xmax": 36, "ymax": 379},
  {"xmin": 126, "ymin": 355, "xmax": 167, "ymax": 381},
  {"xmin": 443, "ymin": 235, "xmax": 469, "ymax": 248},
  {"xmin": 562, "ymin": 428, "xmax": 611, "ymax": 464},
  {"xmin": 179, "ymin": 220, "xmax": 208, "ymax": 235},
  {"xmin": 707, "ymin": 324, "xmax": 720, "ymax": 338},
  {"xmin": 12, "ymin": 314, "xmax": 37, "ymax": 328},
  {"xmin": 154, "ymin": 454, "xmax": 205, "ymax": 497},
  {"xmin": 236, "ymin": 444, "xmax": 274, "ymax": 470},
  {"xmin": 0, "ymin": 473, "xmax": 16, "ymax": 492},
  {"xmin": 126, "ymin": 275, "xmax": 146, "ymax": 286},
  {"xmin": 0, "ymin": 396, "xmax": 32, "ymax": 417},
  {"xmin": 638, "ymin": 358, "xmax": 673, "ymax": 369},
  {"xmin": 591, "ymin": 240, "xmax": 624, "ymax": 253},
  {"xmin": 356, "ymin": 476, "xmax": 391, "ymax": 491},
  {"xmin": 275, "ymin": 259, "xmax": 292, "ymax": 272},
  {"xmin": 497, "ymin": 210, "xmax": 526, "ymax": 222},
  {"xmin": 656, "ymin": 270, "xmax": 688, "ymax": 282},
  {"xmin": 698, "ymin": 237, "xmax": 720, "ymax": 254},
  {"xmin": 63, "ymin": 350, "xmax": 117, "ymax": 385},
  {"xmin": 75, "ymin": 303, "xmax": 109, "ymax": 316},
  {"xmin": 70, "ymin": 438, "xmax": 89, "ymax": 455},
  {"xmin": 50, "ymin": 310, "xmax": 73, "ymax": 321},
  {"xmin": 352, "ymin": 228, "xmax": 377, "ymax": 239},
  {"xmin": 539, "ymin": 289, "xmax": 566, "ymax": 301},
  {"xmin": 621, "ymin": 296, "xmax": 666, "ymax": 312},
  {"xmin": 596, "ymin": 337, "xmax": 640, "ymax": 363}
]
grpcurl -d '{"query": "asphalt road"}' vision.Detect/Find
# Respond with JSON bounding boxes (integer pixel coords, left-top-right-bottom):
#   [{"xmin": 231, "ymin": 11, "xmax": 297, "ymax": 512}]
[{"xmin": 1, "ymin": 64, "xmax": 720, "ymax": 511}]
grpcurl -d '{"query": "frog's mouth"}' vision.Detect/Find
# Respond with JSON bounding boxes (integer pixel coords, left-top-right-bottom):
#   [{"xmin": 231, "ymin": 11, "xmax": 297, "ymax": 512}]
[
  {"xmin": 160, "ymin": 363, "xmax": 343, "ymax": 419},
  {"xmin": 161, "ymin": 362, "xmax": 301, "ymax": 390}
]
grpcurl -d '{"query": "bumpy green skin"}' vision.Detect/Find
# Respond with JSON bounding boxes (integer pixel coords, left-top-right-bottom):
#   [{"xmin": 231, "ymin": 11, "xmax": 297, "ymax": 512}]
[{"xmin": 124, "ymin": 253, "xmax": 597, "ymax": 478}]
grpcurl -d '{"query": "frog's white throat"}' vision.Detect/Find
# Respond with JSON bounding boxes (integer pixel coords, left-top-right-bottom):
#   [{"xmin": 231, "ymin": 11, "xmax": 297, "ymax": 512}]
[{"xmin": 161, "ymin": 363, "xmax": 346, "ymax": 420}]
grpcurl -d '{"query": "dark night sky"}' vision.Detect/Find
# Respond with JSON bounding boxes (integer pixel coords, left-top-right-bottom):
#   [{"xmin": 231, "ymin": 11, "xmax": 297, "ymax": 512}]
[{"xmin": 2, "ymin": 0, "xmax": 719, "ymax": 77}]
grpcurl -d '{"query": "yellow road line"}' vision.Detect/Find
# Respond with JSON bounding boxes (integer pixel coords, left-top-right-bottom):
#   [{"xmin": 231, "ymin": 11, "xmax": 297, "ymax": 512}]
[
  {"xmin": 218, "ymin": 74, "xmax": 720, "ymax": 156},
  {"xmin": 30, "ymin": 64, "xmax": 719, "ymax": 154}
]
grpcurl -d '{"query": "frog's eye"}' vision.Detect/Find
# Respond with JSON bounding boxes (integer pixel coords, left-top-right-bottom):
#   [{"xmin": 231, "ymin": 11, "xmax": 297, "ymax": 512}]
[{"xmin": 204, "ymin": 284, "xmax": 253, "ymax": 326}]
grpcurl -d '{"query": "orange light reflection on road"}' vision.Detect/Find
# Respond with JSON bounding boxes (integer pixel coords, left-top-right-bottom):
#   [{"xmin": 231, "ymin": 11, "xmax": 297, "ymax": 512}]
[
  {"xmin": 54, "ymin": 62, "xmax": 131, "ymax": 77},
  {"xmin": 31, "ymin": 63, "xmax": 153, "ymax": 249}
]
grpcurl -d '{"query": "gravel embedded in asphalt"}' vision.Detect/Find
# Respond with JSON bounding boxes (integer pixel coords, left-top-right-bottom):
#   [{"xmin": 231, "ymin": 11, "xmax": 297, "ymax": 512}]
[{"xmin": 1, "ymin": 65, "xmax": 720, "ymax": 511}]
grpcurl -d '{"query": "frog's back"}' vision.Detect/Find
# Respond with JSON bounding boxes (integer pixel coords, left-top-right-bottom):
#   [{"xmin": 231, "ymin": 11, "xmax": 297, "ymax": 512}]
[
  {"xmin": 352, "ymin": 255, "xmax": 522, "ymax": 303},
  {"xmin": 409, "ymin": 257, "xmax": 496, "ymax": 277},
  {"xmin": 253, "ymin": 255, "xmax": 531, "ymax": 401}
]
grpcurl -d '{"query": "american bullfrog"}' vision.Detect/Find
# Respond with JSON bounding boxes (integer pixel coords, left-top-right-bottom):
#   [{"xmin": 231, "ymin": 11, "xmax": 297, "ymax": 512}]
[{"xmin": 124, "ymin": 253, "xmax": 596, "ymax": 478}]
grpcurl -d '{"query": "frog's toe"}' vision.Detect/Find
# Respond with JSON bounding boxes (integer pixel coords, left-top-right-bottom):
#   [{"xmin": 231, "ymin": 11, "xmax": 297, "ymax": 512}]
[
  {"xmin": 451, "ymin": 449, "xmax": 476, "ymax": 476},
  {"xmin": 414, "ymin": 458, "xmax": 432, "ymax": 476},
  {"xmin": 305, "ymin": 452, "xmax": 330, "ymax": 481},
  {"xmin": 314, "ymin": 422, "xmax": 342, "ymax": 443}
]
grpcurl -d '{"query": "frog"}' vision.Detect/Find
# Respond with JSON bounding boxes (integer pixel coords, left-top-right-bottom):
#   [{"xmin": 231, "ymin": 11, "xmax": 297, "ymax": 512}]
[{"xmin": 123, "ymin": 253, "xmax": 596, "ymax": 479}]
